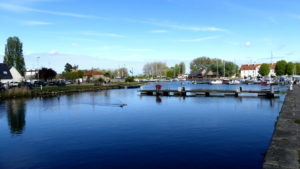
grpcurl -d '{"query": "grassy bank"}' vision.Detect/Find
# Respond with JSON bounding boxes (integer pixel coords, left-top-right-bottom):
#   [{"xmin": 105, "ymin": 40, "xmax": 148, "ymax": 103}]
[{"xmin": 0, "ymin": 82, "xmax": 146, "ymax": 99}]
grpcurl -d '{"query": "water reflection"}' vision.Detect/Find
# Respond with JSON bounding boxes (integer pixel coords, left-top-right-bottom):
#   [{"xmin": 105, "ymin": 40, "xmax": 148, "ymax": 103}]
[
  {"xmin": 6, "ymin": 99, "xmax": 26, "ymax": 134},
  {"xmin": 156, "ymin": 96, "xmax": 162, "ymax": 103}
]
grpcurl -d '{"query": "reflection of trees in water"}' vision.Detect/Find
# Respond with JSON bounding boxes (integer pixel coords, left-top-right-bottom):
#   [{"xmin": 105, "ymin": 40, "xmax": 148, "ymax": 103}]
[
  {"xmin": 0, "ymin": 101, "xmax": 5, "ymax": 119},
  {"xmin": 6, "ymin": 100, "xmax": 26, "ymax": 134}
]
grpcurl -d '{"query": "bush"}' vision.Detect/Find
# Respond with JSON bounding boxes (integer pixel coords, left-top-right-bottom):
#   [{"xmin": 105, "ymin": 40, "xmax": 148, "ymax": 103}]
[{"xmin": 125, "ymin": 76, "xmax": 135, "ymax": 82}]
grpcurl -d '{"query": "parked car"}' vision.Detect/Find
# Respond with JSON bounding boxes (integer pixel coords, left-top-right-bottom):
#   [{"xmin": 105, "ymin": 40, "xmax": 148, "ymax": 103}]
[
  {"xmin": 33, "ymin": 81, "xmax": 46, "ymax": 87},
  {"xmin": 65, "ymin": 80, "xmax": 73, "ymax": 85},
  {"xmin": 0, "ymin": 82, "xmax": 5, "ymax": 91},
  {"xmin": 9, "ymin": 82, "xmax": 19, "ymax": 87}
]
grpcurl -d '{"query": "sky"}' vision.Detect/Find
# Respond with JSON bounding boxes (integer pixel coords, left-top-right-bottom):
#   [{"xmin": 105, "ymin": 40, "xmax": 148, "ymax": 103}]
[{"xmin": 0, "ymin": 0, "xmax": 299, "ymax": 74}]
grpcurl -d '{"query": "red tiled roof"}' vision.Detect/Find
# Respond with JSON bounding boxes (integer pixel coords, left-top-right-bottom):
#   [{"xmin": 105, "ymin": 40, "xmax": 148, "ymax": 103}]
[
  {"xmin": 84, "ymin": 71, "xmax": 103, "ymax": 76},
  {"xmin": 240, "ymin": 63, "xmax": 276, "ymax": 70},
  {"xmin": 240, "ymin": 64, "xmax": 260, "ymax": 70}
]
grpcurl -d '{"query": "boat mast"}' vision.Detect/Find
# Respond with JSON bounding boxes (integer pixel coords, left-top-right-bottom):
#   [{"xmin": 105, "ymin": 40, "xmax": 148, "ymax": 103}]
[{"xmin": 217, "ymin": 60, "xmax": 219, "ymax": 78}]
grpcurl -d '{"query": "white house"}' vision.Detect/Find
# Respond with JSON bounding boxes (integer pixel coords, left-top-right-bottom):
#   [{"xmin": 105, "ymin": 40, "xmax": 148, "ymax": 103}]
[
  {"xmin": 25, "ymin": 69, "xmax": 38, "ymax": 81},
  {"xmin": 240, "ymin": 63, "xmax": 276, "ymax": 78},
  {"xmin": 0, "ymin": 63, "xmax": 24, "ymax": 83},
  {"xmin": 10, "ymin": 67, "xmax": 24, "ymax": 82}
]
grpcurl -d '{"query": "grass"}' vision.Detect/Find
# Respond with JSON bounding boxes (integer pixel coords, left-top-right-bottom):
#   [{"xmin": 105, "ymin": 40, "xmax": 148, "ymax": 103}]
[
  {"xmin": 0, "ymin": 82, "xmax": 146, "ymax": 99},
  {"xmin": 0, "ymin": 88, "xmax": 31, "ymax": 99},
  {"xmin": 295, "ymin": 119, "xmax": 300, "ymax": 124},
  {"xmin": 298, "ymin": 150, "xmax": 300, "ymax": 164}
]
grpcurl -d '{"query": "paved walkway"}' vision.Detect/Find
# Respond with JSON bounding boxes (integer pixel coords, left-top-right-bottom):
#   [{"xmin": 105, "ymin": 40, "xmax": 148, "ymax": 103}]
[{"xmin": 263, "ymin": 84, "xmax": 300, "ymax": 169}]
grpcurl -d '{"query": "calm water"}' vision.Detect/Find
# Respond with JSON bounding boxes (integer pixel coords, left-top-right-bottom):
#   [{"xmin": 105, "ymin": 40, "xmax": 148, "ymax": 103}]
[{"xmin": 0, "ymin": 83, "xmax": 285, "ymax": 169}]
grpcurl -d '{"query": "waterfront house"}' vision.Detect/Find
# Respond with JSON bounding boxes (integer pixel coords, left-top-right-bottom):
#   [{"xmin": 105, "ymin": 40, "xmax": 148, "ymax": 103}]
[
  {"xmin": 83, "ymin": 71, "xmax": 110, "ymax": 82},
  {"xmin": 0, "ymin": 63, "xmax": 24, "ymax": 83},
  {"xmin": 0, "ymin": 63, "xmax": 13, "ymax": 83},
  {"xmin": 10, "ymin": 66, "xmax": 24, "ymax": 82},
  {"xmin": 240, "ymin": 63, "xmax": 276, "ymax": 79},
  {"xmin": 189, "ymin": 68, "xmax": 217, "ymax": 79},
  {"xmin": 25, "ymin": 69, "xmax": 38, "ymax": 81}
]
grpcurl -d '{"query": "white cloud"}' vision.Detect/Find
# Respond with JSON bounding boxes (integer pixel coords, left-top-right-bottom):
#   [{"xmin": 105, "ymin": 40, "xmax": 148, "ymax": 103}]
[
  {"xmin": 81, "ymin": 31, "xmax": 125, "ymax": 38},
  {"xmin": 177, "ymin": 36, "xmax": 218, "ymax": 42},
  {"xmin": 48, "ymin": 50, "xmax": 58, "ymax": 55},
  {"xmin": 244, "ymin": 41, "xmax": 252, "ymax": 47},
  {"xmin": 150, "ymin": 30, "xmax": 169, "ymax": 33},
  {"xmin": 71, "ymin": 43, "xmax": 79, "ymax": 47},
  {"xmin": 143, "ymin": 20, "xmax": 227, "ymax": 32},
  {"xmin": 23, "ymin": 20, "xmax": 53, "ymax": 25},
  {"xmin": 0, "ymin": 2, "xmax": 97, "ymax": 18}
]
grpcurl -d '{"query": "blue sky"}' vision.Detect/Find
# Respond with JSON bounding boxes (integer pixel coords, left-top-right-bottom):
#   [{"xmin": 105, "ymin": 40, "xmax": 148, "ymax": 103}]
[{"xmin": 0, "ymin": 0, "xmax": 299, "ymax": 74}]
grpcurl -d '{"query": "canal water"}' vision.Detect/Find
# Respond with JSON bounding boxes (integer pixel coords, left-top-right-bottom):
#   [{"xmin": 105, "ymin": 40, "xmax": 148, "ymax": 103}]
[{"xmin": 0, "ymin": 83, "xmax": 285, "ymax": 169}]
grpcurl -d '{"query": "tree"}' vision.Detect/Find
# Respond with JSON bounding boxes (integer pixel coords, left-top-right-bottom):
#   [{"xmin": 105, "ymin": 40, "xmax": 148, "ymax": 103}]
[
  {"xmin": 64, "ymin": 63, "xmax": 73, "ymax": 72},
  {"xmin": 62, "ymin": 71, "xmax": 84, "ymax": 81},
  {"xmin": 275, "ymin": 60, "xmax": 287, "ymax": 76},
  {"xmin": 143, "ymin": 62, "xmax": 167, "ymax": 77},
  {"xmin": 178, "ymin": 62, "xmax": 186, "ymax": 74},
  {"xmin": 115, "ymin": 67, "xmax": 128, "ymax": 78},
  {"xmin": 190, "ymin": 57, "xmax": 214, "ymax": 72},
  {"xmin": 286, "ymin": 62, "xmax": 295, "ymax": 75},
  {"xmin": 259, "ymin": 64, "xmax": 270, "ymax": 76},
  {"xmin": 296, "ymin": 63, "xmax": 300, "ymax": 75},
  {"xmin": 3, "ymin": 37, "xmax": 26, "ymax": 75},
  {"xmin": 37, "ymin": 68, "xmax": 57, "ymax": 80}
]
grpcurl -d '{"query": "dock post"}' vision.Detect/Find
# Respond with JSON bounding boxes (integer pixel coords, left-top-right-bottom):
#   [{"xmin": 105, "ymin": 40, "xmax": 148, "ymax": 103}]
[
  {"xmin": 235, "ymin": 87, "xmax": 240, "ymax": 97},
  {"xmin": 205, "ymin": 92, "xmax": 210, "ymax": 96}
]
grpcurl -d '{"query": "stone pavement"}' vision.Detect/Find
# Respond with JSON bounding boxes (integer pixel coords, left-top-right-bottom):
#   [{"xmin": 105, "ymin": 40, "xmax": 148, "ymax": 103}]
[{"xmin": 263, "ymin": 84, "xmax": 300, "ymax": 169}]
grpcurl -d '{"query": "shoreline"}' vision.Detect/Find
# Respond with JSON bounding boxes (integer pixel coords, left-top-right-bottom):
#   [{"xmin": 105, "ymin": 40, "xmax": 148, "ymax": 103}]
[{"xmin": 0, "ymin": 82, "xmax": 145, "ymax": 100}]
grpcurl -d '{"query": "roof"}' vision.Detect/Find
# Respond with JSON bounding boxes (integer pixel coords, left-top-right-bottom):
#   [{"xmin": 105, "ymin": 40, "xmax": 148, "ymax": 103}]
[
  {"xmin": 241, "ymin": 63, "xmax": 276, "ymax": 70},
  {"xmin": 240, "ymin": 64, "xmax": 260, "ymax": 70},
  {"xmin": 84, "ymin": 71, "xmax": 103, "ymax": 76},
  {"xmin": 0, "ymin": 63, "xmax": 13, "ymax": 79}
]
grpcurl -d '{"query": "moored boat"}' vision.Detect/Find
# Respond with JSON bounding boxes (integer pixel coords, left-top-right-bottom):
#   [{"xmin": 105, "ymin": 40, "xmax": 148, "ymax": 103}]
[
  {"xmin": 228, "ymin": 80, "xmax": 240, "ymax": 85},
  {"xmin": 210, "ymin": 80, "xmax": 223, "ymax": 85}
]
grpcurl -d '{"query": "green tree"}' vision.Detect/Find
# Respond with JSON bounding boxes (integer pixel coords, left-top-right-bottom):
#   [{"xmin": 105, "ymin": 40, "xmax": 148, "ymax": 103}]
[
  {"xmin": 296, "ymin": 63, "xmax": 300, "ymax": 75},
  {"xmin": 37, "ymin": 68, "xmax": 57, "ymax": 80},
  {"xmin": 259, "ymin": 64, "xmax": 270, "ymax": 76},
  {"xmin": 178, "ymin": 62, "xmax": 186, "ymax": 74},
  {"xmin": 286, "ymin": 62, "xmax": 295, "ymax": 75},
  {"xmin": 3, "ymin": 37, "xmax": 26, "ymax": 75},
  {"xmin": 275, "ymin": 60, "xmax": 287, "ymax": 76},
  {"xmin": 64, "ymin": 63, "xmax": 73, "ymax": 72},
  {"xmin": 190, "ymin": 57, "xmax": 214, "ymax": 72}
]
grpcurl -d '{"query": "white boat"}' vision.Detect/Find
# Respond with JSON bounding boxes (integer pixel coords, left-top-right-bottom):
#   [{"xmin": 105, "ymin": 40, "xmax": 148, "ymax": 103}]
[
  {"xmin": 210, "ymin": 80, "xmax": 223, "ymax": 85},
  {"xmin": 228, "ymin": 80, "xmax": 240, "ymax": 85}
]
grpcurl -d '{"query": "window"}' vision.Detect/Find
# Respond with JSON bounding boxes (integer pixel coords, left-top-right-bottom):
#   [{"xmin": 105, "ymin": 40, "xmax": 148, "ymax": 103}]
[{"xmin": 3, "ymin": 71, "xmax": 8, "ymax": 75}]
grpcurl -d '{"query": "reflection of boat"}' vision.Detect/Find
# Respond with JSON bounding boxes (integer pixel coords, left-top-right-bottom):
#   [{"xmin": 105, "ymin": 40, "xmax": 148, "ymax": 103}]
[
  {"xmin": 210, "ymin": 80, "xmax": 223, "ymax": 85},
  {"xmin": 223, "ymin": 79, "xmax": 230, "ymax": 84},
  {"xmin": 243, "ymin": 80, "xmax": 254, "ymax": 85},
  {"xmin": 228, "ymin": 80, "xmax": 240, "ymax": 85}
]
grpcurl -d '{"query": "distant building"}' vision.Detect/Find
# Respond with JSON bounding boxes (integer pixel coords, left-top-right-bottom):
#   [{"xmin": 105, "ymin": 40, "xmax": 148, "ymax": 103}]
[
  {"xmin": 0, "ymin": 63, "xmax": 13, "ymax": 83},
  {"xmin": 25, "ymin": 69, "xmax": 38, "ymax": 80},
  {"xmin": 0, "ymin": 63, "xmax": 24, "ymax": 83},
  {"xmin": 10, "ymin": 67, "xmax": 24, "ymax": 82},
  {"xmin": 189, "ymin": 68, "xmax": 217, "ymax": 79},
  {"xmin": 83, "ymin": 71, "xmax": 110, "ymax": 82},
  {"xmin": 240, "ymin": 63, "xmax": 276, "ymax": 78},
  {"xmin": 177, "ymin": 74, "xmax": 188, "ymax": 80}
]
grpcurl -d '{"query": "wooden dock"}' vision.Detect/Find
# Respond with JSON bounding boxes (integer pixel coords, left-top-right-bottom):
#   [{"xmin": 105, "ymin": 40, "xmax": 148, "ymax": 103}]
[{"xmin": 139, "ymin": 88, "xmax": 280, "ymax": 98}]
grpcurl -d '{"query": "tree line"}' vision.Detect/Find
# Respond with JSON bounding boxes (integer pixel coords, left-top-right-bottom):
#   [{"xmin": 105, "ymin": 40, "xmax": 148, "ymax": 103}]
[
  {"xmin": 142, "ymin": 62, "xmax": 186, "ymax": 78},
  {"xmin": 259, "ymin": 60, "xmax": 300, "ymax": 76},
  {"xmin": 190, "ymin": 57, "xmax": 239, "ymax": 77}
]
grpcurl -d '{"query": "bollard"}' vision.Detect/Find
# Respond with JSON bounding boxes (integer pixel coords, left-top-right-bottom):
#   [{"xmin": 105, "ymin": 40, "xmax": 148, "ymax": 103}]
[
  {"xmin": 289, "ymin": 84, "xmax": 293, "ymax": 91},
  {"xmin": 270, "ymin": 86, "xmax": 274, "ymax": 94}
]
